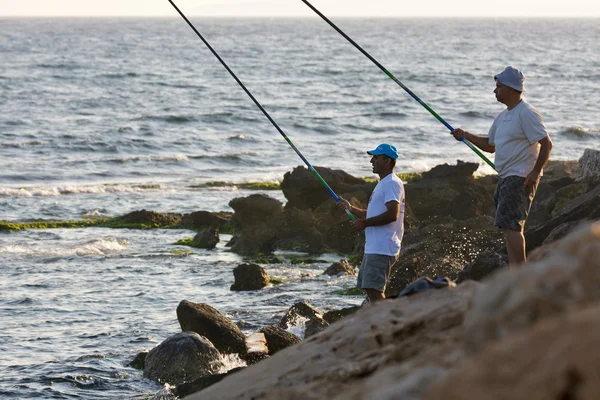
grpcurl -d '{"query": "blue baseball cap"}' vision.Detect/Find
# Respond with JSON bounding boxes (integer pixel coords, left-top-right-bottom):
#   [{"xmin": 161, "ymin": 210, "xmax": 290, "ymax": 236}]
[{"xmin": 367, "ymin": 143, "xmax": 399, "ymax": 160}]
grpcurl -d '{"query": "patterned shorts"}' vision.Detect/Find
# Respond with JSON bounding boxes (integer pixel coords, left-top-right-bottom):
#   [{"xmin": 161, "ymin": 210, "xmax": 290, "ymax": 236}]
[
  {"xmin": 357, "ymin": 253, "xmax": 398, "ymax": 292},
  {"xmin": 494, "ymin": 175, "xmax": 538, "ymax": 231}
]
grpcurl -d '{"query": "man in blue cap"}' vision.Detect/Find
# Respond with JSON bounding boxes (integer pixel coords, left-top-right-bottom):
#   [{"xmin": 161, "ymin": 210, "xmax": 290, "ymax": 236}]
[
  {"xmin": 337, "ymin": 143, "xmax": 405, "ymax": 304},
  {"xmin": 452, "ymin": 66, "xmax": 553, "ymax": 267}
]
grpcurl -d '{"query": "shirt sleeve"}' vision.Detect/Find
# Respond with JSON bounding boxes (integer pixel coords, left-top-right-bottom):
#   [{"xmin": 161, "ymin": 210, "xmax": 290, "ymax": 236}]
[
  {"xmin": 521, "ymin": 105, "xmax": 549, "ymax": 144},
  {"xmin": 383, "ymin": 179, "xmax": 401, "ymax": 204},
  {"xmin": 488, "ymin": 117, "xmax": 497, "ymax": 146}
]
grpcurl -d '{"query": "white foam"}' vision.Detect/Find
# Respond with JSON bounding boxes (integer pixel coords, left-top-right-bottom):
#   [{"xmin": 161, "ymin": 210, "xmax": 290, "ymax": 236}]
[
  {"xmin": 150, "ymin": 154, "xmax": 189, "ymax": 162},
  {"xmin": 216, "ymin": 353, "xmax": 247, "ymax": 373},
  {"xmin": 0, "ymin": 184, "xmax": 166, "ymax": 198},
  {"xmin": 0, "ymin": 238, "xmax": 129, "ymax": 257}
]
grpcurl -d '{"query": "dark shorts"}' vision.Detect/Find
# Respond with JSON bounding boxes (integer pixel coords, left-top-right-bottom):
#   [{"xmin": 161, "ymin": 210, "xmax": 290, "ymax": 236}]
[
  {"xmin": 494, "ymin": 175, "xmax": 538, "ymax": 232},
  {"xmin": 357, "ymin": 254, "xmax": 398, "ymax": 292}
]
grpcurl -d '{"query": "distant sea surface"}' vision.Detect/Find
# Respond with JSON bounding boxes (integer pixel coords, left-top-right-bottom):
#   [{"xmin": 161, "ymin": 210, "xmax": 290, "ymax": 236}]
[{"xmin": 1, "ymin": 17, "xmax": 599, "ymax": 399}]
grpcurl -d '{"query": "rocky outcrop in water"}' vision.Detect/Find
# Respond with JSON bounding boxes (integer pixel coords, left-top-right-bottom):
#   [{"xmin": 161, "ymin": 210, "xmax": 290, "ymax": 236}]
[
  {"xmin": 177, "ymin": 300, "xmax": 246, "ymax": 355},
  {"xmin": 322, "ymin": 259, "xmax": 356, "ymax": 276},
  {"xmin": 143, "ymin": 332, "xmax": 223, "ymax": 386},
  {"xmin": 230, "ymin": 263, "xmax": 270, "ymax": 291},
  {"xmin": 258, "ymin": 325, "xmax": 302, "ymax": 355},
  {"xmin": 279, "ymin": 301, "xmax": 329, "ymax": 338}
]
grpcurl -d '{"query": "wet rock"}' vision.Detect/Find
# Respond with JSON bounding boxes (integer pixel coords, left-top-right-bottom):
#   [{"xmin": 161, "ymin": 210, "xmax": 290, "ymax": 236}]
[
  {"xmin": 323, "ymin": 259, "xmax": 356, "ymax": 276},
  {"xmin": 175, "ymin": 367, "xmax": 245, "ymax": 398},
  {"xmin": 177, "ymin": 210, "xmax": 232, "ymax": 231},
  {"xmin": 525, "ymin": 183, "xmax": 600, "ymax": 251},
  {"xmin": 119, "ymin": 209, "xmax": 182, "ymax": 227},
  {"xmin": 578, "ymin": 148, "xmax": 600, "ymax": 181},
  {"xmin": 230, "ymin": 194, "xmax": 283, "ymax": 227},
  {"xmin": 424, "ymin": 304, "xmax": 600, "ymax": 400},
  {"xmin": 279, "ymin": 301, "xmax": 329, "ymax": 337},
  {"xmin": 404, "ymin": 162, "xmax": 494, "ymax": 222},
  {"xmin": 386, "ymin": 216, "xmax": 503, "ymax": 297},
  {"xmin": 190, "ymin": 223, "xmax": 220, "ymax": 249},
  {"xmin": 465, "ymin": 222, "xmax": 600, "ymax": 354},
  {"xmin": 281, "ymin": 165, "xmax": 373, "ymax": 210},
  {"xmin": 177, "ymin": 300, "xmax": 246, "ymax": 355},
  {"xmin": 420, "ymin": 160, "xmax": 479, "ymax": 180},
  {"xmin": 259, "ymin": 325, "xmax": 302, "ymax": 355},
  {"xmin": 229, "ymin": 194, "xmax": 283, "ymax": 255},
  {"xmin": 455, "ymin": 250, "xmax": 508, "ymax": 283},
  {"xmin": 322, "ymin": 306, "xmax": 360, "ymax": 325},
  {"xmin": 543, "ymin": 159, "xmax": 582, "ymax": 179},
  {"xmin": 143, "ymin": 332, "xmax": 223, "ymax": 385},
  {"xmin": 129, "ymin": 351, "xmax": 147, "ymax": 370},
  {"xmin": 230, "ymin": 263, "xmax": 270, "ymax": 291},
  {"xmin": 305, "ymin": 317, "xmax": 329, "ymax": 338}
]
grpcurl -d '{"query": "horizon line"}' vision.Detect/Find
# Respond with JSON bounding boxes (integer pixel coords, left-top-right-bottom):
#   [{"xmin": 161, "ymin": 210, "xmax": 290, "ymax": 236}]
[{"xmin": 2, "ymin": 14, "xmax": 599, "ymax": 18}]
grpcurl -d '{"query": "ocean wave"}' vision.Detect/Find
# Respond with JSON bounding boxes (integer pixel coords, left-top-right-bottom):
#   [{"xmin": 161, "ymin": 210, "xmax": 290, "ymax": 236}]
[
  {"xmin": 99, "ymin": 72, "xmax": 139, "ymax": 79},
  {"xmin": 189, "ymin": 152, "xmax": 260, "ymax": 165},
  {"xmin": 0, "ymin": 184, "xmax": 166, "ymax": 198},
  {"xmin": 136, "ymin": 114, "xmax": 197, "ymax": 124},
  {"xmin": 0, "ymin": 238, "xmax": 129, "ymax": 257},
  {"xmin": 227, "ymin": 134, "xmax": 255, "ymax": 141},
  {"xmin": 104, "ymin": 154, "xmax": 188, "ymax": 164},
  {"xmin": 559, "ymin": 126, "xmax": 599, "ymax": 139},
  {"xmin": 37, "ymin": 62, "xmax": 80, "ymax": 70}
]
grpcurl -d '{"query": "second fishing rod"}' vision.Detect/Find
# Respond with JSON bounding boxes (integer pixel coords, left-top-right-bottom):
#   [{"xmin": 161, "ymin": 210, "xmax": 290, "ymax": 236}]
[
  {"xmin": 166, "ymin": 0, "xmax": 355, "ymax": 222},
  {"xmin": 301, "ymin": 0, "xmax": 496, "ymax": 171}
]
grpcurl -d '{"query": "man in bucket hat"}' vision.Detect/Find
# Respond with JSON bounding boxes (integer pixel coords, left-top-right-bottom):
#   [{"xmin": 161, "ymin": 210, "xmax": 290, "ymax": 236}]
[
  {"xmin": 452, "ymin": 66, "xmax": 553, "ymax": 267},
  {"xmin": 337, "ymin": 143, "xmax": 405, "ymax": 303}
]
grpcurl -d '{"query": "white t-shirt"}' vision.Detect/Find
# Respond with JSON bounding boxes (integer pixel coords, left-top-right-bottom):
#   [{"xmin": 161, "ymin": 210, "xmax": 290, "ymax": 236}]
[
  {"xmin": 488, "ymin": 100, "xmax": 549, "ymax": 178},
  {"xmin": 364, "ymin": 173, "xmax": 405, "ymax": 256}
]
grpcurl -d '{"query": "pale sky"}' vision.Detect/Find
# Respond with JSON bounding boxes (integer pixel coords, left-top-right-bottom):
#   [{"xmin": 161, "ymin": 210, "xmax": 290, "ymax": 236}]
[{"xmin": 1, "ymin": 0, "xmax": 599, "ymax": 17}]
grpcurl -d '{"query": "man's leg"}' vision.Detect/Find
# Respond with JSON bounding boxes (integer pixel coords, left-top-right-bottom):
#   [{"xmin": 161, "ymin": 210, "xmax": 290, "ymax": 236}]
[
  {"xmin": 504, "ymin": 228, "xmax": 526, "ymax": 267},
  {"xmin": 365, "ymin": 288, "xmax": 385, "ymax": 303}
]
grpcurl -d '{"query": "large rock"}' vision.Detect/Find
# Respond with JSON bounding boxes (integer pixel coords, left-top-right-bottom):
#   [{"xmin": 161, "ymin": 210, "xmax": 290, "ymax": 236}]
[
  {"xmin": 229, "ymin": 194, "xmax": 283, "ymax": 227},
  {"xmin": 579, "ymin": 148, "xmax": 600, "ymax": 181},
  {"xmin": 229, "ymin": 194, "xmax": 283, "ymax": 254},
  {"xmin": 465, "ymin": 222, "xmax": 600, "ymax": 354},
  {"xmin": 420, "ymin": 160, "xmax": 479, "ymax": 180},
  {"xmin": 279, "ymin": 301, "xmax": 329, "ymax": 338},
  {"xmin": 281, "ymin": 165, "xmax": 373, "ymax": 210},
  {"xmin": 322, "ymin": 306, "xmax": 360, "ymax": 324},
  {"xmin": 143, "ymin": 332, "xmax": 223, "ymax": 385},
  {"xmin": 525, "ymin": 183, "xmax": 600, "ymax": 251},
  {"xmin": 323, "ymin": 259, "xmax": 356, "ymax": 276},
  {"xmin": 175, "ymin": 367, "xmax": 244, "ymax": 398},
  {"xmin": 404, "ymin": 161, "xmax": 494, "ymax": 222},
  {"xmin": 230, "ymin": 263, "xmax": 270, "ymax": 291},
  {"xmin": 176, "ymin": 300, "xmax": 246, "ymax": 355},
  {"xmin": 177, "ymin": 210, "xmax": 232, "ymax": 231},
  {"xmin": 386, "ymin": 216, "xmax": 503, "ymax": 296},
  {"xmin": 190, "ymin": 223, "xmax": 220, "ymax": 249},
  {"xmin": 259, "ymin": 325, "xmax": 302, "ymax": 355},
  {"xmin": 455, "ymin": 249, "xmax": 508, "ymax": 283},
  {"xmin": 424, "ymin": 304, "xmax": 600, "ymax": 400},
  {"xmin": 118, "ymin": 209, "xmax": 182, "ymax": 227}
]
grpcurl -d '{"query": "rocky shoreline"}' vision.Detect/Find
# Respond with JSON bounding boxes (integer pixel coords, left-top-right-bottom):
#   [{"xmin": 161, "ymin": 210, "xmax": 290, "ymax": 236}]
[{"xmin": 3, "ymin": 149, "xmax": 599, "ymax": 399}]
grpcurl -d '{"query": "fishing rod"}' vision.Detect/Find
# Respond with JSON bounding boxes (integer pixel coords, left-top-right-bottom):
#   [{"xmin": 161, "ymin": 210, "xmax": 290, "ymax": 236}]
[
  {"xmin": 301, "ymin": 0, "xmax": 496, "ymax": 171},
  {"xmin": 166, "ymin": 0, "xmax": 356, "ymax": 221}
]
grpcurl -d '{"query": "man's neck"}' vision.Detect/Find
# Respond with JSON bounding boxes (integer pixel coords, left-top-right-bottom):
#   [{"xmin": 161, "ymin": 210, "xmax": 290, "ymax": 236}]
[
  {"xmin": 505, "ymin": 97, "xmax": 523, "ymax": 111},
  {"xmin": 378, "ymin": 170, "xmax": 393, "ymax": 180}
]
